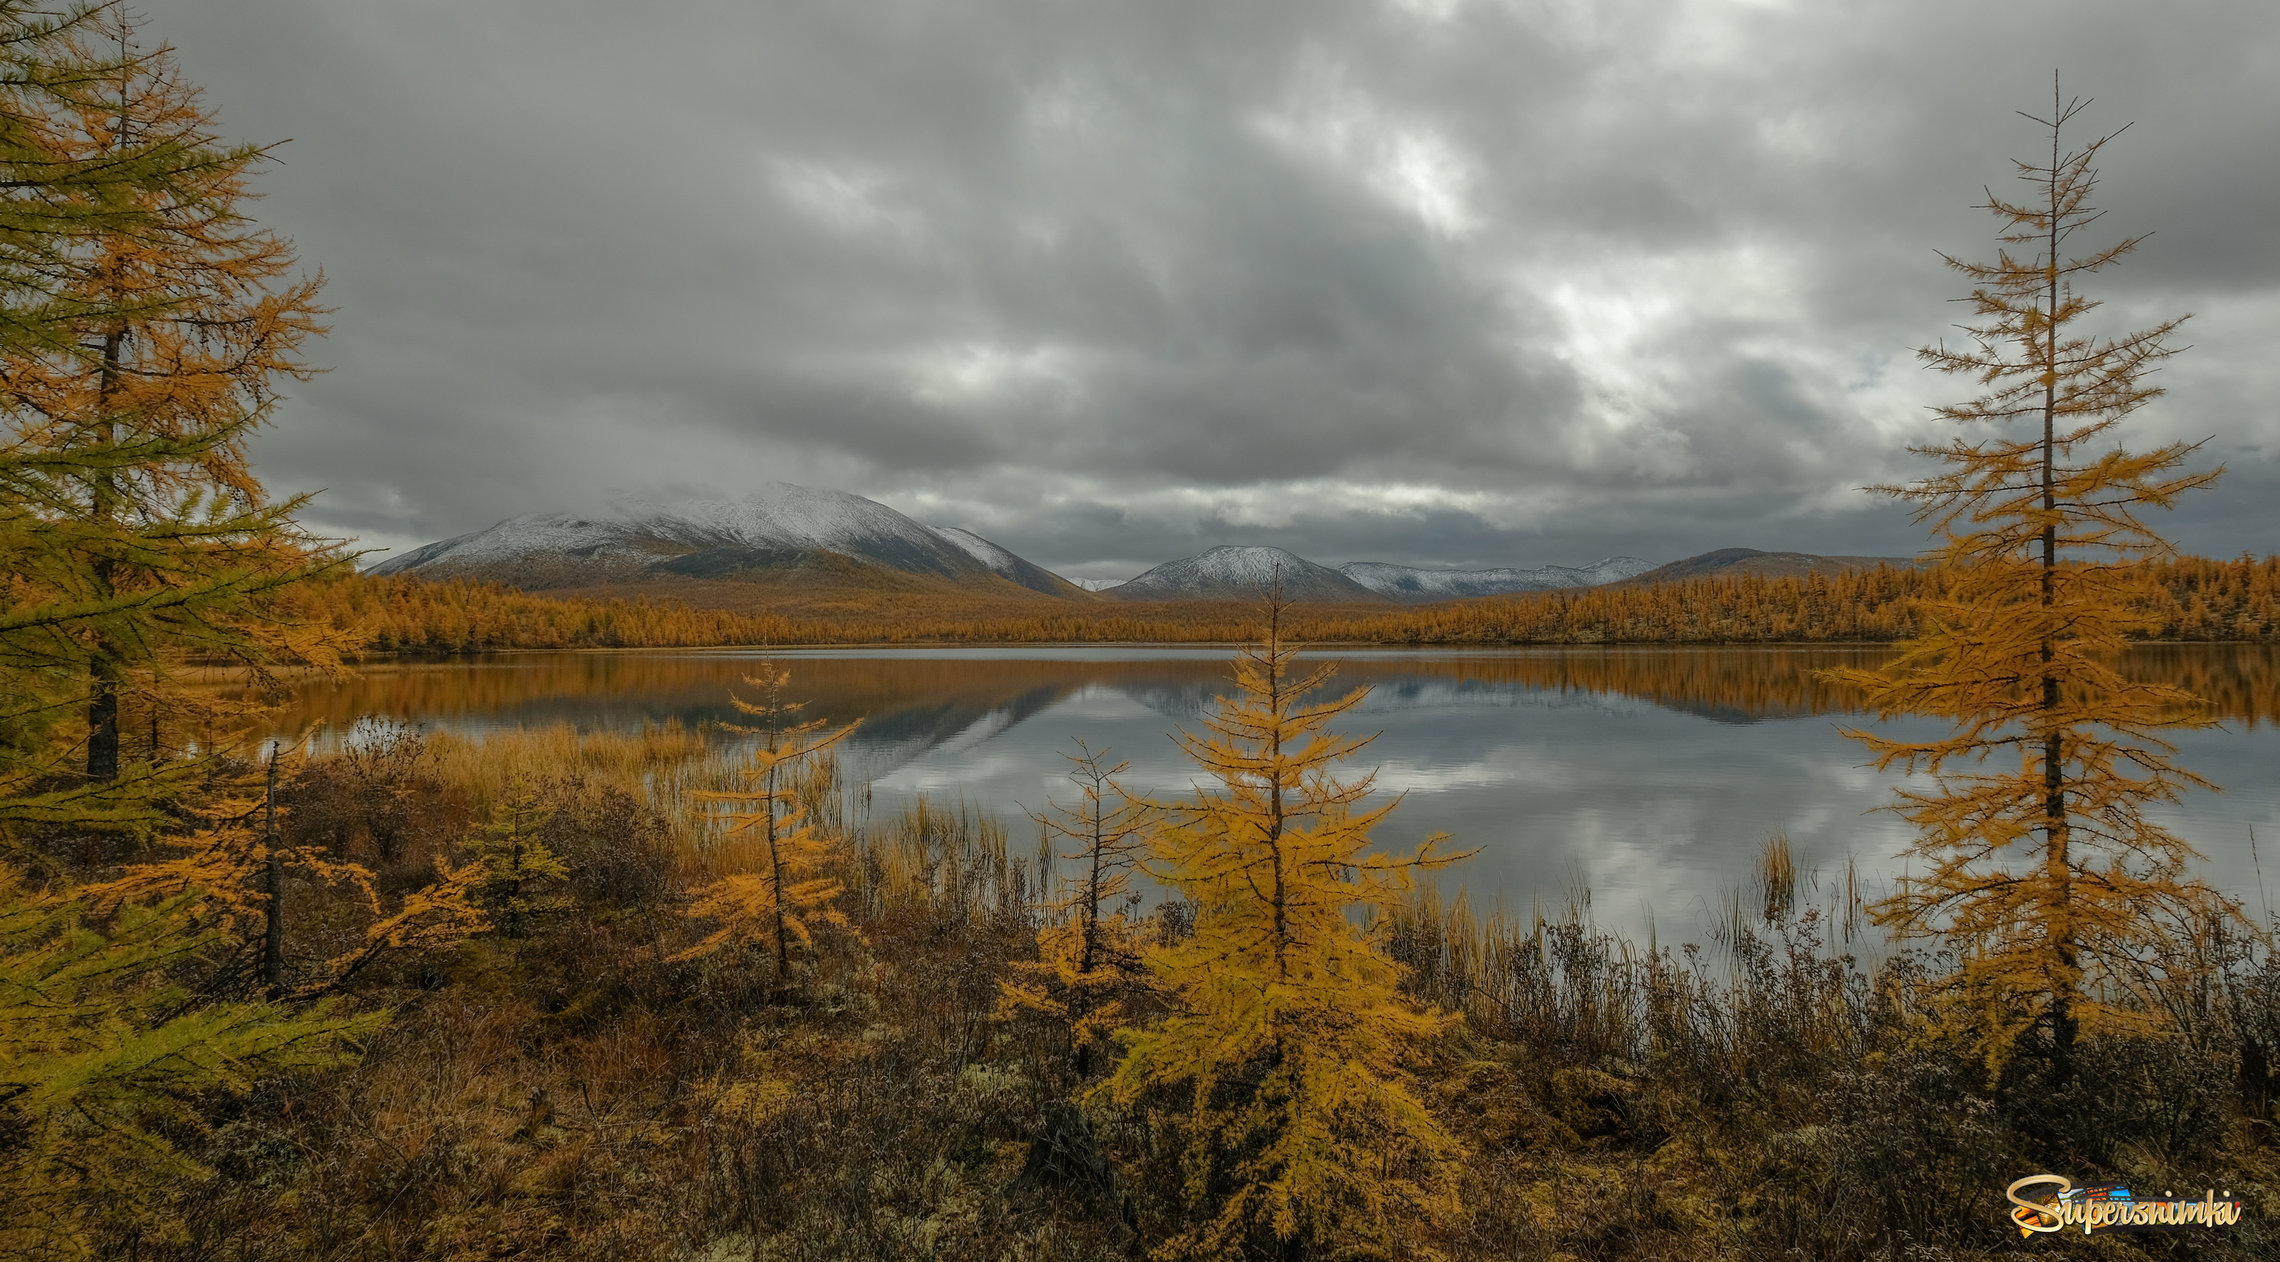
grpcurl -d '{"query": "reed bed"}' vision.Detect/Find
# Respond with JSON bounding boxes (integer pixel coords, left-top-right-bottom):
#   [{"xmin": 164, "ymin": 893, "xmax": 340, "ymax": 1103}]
[{"xmin": 422, "ymin": 722, "xmax": 732, "ymax": 851}]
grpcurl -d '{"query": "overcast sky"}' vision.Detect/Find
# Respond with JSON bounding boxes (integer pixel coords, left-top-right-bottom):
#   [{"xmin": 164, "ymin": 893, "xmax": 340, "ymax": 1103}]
[{"xmin": 166, "ymin": 0, "xmax": 2279, "ymax": 581}]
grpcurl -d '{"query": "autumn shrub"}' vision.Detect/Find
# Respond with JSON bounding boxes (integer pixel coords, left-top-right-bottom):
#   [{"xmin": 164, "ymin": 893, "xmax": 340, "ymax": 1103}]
[
  {"xmin": 1387, "ymin": 883, "xmax": 2279, "ymax": 1260},
  {"xmin": 279, "ymin": 721, "xmax": 461, "ymax": 887},
  {"xmin": 544, "ymin": 774, "xmax": 674, "ymax": 911}
]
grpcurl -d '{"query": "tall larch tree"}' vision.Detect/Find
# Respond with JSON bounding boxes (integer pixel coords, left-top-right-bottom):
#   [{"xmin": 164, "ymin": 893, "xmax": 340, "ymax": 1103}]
[
  {"xmin": 676, "ymin": 664, "xmax": 858, "ymax": 984},
  {"xmin": 1101, "ymin": 599, "xmax": 1470, "ymax": 1259},
  {"xmin": 0, "ymin": 9, "xmax": 378, "ymax": 1252},
  {"xmin": 0, "ymin": 8, "xmax": 336, "ymax": 834},
  {"xmin": 1831, "ymin": 80, "xmax": 2226, "ymax": 1082}
]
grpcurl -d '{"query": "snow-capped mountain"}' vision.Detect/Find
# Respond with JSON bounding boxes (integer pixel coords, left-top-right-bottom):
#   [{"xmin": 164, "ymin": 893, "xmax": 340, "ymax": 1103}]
[
  {"xmin": 1102, "ymin": 546, "xmax": 1379, "ymax": 602},
  {"xmin": 368, "ymin": 484, "xmax": 1074, "ymax": 596},
  {"xmin": 1338, "ymin": 556, "xmax": 1652, "ymax": 600}
]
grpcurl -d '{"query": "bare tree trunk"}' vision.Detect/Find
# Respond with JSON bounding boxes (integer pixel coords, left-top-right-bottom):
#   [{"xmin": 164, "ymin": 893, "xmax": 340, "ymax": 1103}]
[
  {"xmin": 86, "ymin": 658, "xmax": 121, "ymax": 781},
  {"xmin": 85, "ymin": 327, "xmax": 126, "ymax": 782},
  {"xmin": 1266, "ymin": 603, "xmax": 1290, "ymax": 985},
  {"xmin": 2039, "ymin": 93, "xmax": 2077, "ymax": 1081},
  {"xmin": 263, "ymin": 747, "xmax": 287, "ymax": 997}
]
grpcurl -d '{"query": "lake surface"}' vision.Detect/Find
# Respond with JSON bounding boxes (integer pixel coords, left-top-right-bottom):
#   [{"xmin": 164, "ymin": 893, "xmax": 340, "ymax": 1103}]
[{"xmin": 274, "ymin": 645, "xmax": 2280, "ymax": 945}]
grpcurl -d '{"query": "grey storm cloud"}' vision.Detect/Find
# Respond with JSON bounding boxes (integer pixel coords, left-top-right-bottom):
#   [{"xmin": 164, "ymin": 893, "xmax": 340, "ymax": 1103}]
[{"xmin": 163, "ymin": 0, "xmax": 2280, "ymax": 581}]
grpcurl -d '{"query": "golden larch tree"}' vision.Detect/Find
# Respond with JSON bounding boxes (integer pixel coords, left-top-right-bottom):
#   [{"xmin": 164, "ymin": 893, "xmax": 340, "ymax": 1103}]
[
  {"xmin": 461, "ymin": 779, "xmax": 570, "ymax": 940},
  {"xmin": 0, "ymin": 863, "xmax": 383, "ymax": 1255},
  {"xmin": 998, "ymin": 736, "xmax": 1155, "ymax": 1075},
  {"xmin": 677, "ymin": 663, "xmax": 858, "ymax": 981},
  {"xmin": 0, "ymin": 10, "xmax": 335, "ymax": 800},
  {"xmin": 0, "ymin": 11, "xmax": 381, "ymax": 1251},
  {"xmin": 1100, "ymin": 599, "xmax": 1470, "ymax": 1258},
  {"xmin": 1832, "ymin": 80, "xmax": 2226, "ymax": 1080}
]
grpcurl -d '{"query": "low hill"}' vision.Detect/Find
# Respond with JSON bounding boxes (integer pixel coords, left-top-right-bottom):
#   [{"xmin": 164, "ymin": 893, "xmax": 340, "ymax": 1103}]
[{"xmin": 1628, "ymin": 547, "xmax": 1917, "ymax": 584}]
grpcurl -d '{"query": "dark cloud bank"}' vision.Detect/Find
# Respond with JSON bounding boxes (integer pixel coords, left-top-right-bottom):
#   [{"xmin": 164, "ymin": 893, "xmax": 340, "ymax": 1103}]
[{"xmin": 167, "ymin": 0, "xmax": 2280, "ymax": 583}]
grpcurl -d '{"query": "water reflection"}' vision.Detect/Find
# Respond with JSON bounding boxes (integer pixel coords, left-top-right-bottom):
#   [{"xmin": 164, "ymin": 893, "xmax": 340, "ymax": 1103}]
[{"xmin": 265, "ymin": 645, "xmax": 2280, "ymax": 943}]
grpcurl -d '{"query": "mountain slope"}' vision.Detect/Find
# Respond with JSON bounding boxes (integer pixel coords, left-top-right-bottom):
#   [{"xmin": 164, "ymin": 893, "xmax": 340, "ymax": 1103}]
[
  {"xmin": 928, "ymin": 526, "xmax": 1089, "ymax": 597},
  {"xmin": 1102, "ymin": 546, "xmax": 1381, "ymax": 603},
  {"xmin": 1339, "ymin": 556, "xmax": 1652, "ymax": 601},
  {"xmin": 367, "ymin": 483, "xmax": 1076, "ymax": 600}
]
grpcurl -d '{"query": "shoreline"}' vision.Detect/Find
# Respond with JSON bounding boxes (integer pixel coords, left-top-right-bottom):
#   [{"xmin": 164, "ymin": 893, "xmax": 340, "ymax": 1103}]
[{"xmin": 326, "ymin": 635, "xmax": 2273, "ymax": 659}]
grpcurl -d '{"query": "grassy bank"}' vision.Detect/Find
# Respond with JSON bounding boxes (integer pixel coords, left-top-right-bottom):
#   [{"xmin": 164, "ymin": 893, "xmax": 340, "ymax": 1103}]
[{"xmin": 25, "ymin": 720, "xmax": 2272, "ymax": 1260}]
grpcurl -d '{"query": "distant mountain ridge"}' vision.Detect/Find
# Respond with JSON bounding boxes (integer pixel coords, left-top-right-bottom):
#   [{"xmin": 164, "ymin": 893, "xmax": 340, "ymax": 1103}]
[
  {"xmin": 367, "ymin": 482, "xmax": 1909, "ymax": 611},
  {"xmin": 1098, "ymin": 546, "xmax": 1651, "ymax": 603},
  {"xmin": 367, "ymin": 484, "xmax": 1080, "ymax": 597},
  {"xmin": 927, "ymin": 526, "xmax": 1087, "ymax": 597}
]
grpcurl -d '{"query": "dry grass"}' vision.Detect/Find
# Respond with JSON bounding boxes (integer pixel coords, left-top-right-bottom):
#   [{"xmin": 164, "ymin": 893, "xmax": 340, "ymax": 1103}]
[
  {"xmin": 1383, "ymin": 874, "xmax": 2280, "ymax": 1261},
  {"xmin": 416, "ymin": 721, "xmax": 768, "ymax": 883}
]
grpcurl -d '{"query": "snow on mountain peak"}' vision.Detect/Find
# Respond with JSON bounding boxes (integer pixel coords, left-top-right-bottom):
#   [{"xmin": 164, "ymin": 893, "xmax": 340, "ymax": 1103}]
[
  {"xmin": 1106, "ymin": 545, "xmax": 1375, "ymax": 601},
  {"xmin": 368, "ymin": 483, "xmax": 1030, "ymax": 587}
]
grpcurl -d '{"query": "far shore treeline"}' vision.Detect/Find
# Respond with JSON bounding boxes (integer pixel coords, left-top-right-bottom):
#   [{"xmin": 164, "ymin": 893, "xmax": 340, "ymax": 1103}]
[{"xmin": 307, "ymin": 553, "xmax": 2280, "ymax": 653}]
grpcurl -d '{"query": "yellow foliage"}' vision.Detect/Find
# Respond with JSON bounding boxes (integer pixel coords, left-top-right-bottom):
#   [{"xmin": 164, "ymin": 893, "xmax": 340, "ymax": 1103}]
[
  {"xmin": 0, "ymin": 863, "xmax": 381, "ymax": 1257},
  {"xmin": 81, "ymin": 755, "xmax": 360, "ymax": 937},
  {"xmin": 322, "ymin": 849, "xmax": 488, "ymax": 986},
  {"xmin": 1100, "ymin": 601, "xmax": 1473, "ymax": 1258},
  {"xmin": 77, "ymin": 748, "xmax": 487, "ymax": 997}
]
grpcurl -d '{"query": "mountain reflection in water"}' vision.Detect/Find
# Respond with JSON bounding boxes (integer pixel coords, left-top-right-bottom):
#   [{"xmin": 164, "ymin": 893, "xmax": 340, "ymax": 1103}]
[{"xmin": 262, "ymin": 645, "xmax": 2280, "ymax": 943}]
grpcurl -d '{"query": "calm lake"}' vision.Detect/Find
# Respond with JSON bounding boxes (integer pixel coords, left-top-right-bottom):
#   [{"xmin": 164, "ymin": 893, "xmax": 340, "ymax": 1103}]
[{"xmin": 274, "ymin": 645, "xmax": 2280, "ymax": 945}]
